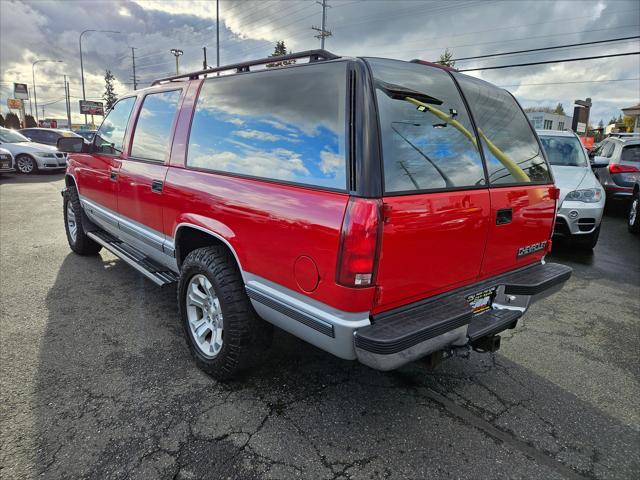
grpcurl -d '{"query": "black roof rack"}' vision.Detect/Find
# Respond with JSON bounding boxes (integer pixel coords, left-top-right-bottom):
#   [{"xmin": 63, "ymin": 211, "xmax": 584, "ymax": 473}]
[{"xmin": 151, "ymin": 49, "xmax": 340, "ymax": 86}]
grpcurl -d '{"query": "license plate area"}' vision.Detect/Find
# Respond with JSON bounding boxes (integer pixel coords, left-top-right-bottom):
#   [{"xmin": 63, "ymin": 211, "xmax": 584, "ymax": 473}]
[{"xmin": 466, "ymin": 287, "xmax": 496, "ymax": 315}]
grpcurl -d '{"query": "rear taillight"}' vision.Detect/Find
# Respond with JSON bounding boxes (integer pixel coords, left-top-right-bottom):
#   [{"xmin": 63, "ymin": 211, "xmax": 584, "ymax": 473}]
[
  {"xmin": 609, "ymin": 164, "xmax": 639, "ymax": 174},
  {"xmin": 336, "ymin": 198, "xmax": 382, "ymax": 288}
]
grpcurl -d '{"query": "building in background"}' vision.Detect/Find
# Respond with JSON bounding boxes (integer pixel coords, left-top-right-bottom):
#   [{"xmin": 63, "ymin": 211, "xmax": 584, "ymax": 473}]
[
  {"xmin": 526, "ymin": 111, "xmax": 573, "ymax": 131},
  {"xmin": 621, "ymin": 104, "xmax": 640, "ymax": 133}
]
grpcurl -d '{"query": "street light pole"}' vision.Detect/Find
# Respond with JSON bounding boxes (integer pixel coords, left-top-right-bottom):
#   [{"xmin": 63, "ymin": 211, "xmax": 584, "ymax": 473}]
[
  {"xmin": 32, "ymin": 59, "xmax": 63, "ymax": 123},
  {"xmin": 170, "ymin": 48, "xmax": 184, "ymax": 75},
  {"xmin": 79, "ymin": 29, "xmax": 120, "ymax": 126}
]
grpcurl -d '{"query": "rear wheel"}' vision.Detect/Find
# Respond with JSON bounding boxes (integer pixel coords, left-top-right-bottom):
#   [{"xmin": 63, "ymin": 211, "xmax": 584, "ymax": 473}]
[
  {"xmin": 15, "ymin": 155, "xmax": 37, "ymax": 174},
  {"xmin": 572, "ymin": 225, "xmax": 600, "ymax": 250},
  {"xmin": 63, "ymin": 185, "xmax": 102, "ymax": 255},
  {"xmin": 629, "ymin": 191, "xmax": 640, "ymax": 233},
  {"xmin": 178, "ymin": 246, "xmax": 272, "ymax": 380}
]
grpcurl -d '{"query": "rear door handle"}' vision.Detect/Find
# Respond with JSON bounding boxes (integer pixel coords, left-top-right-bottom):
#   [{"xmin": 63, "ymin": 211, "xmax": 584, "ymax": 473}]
[
  {"xmin": 496, "ymin": 208, "xmax": 513, "ymax": 225},
  {"xmin": 151, "ymin": 180, "xmax": 163, "ymax": 193},
  {"xmin": 109, "ymin": 169, "xmax": 118, "ymax": 182}
]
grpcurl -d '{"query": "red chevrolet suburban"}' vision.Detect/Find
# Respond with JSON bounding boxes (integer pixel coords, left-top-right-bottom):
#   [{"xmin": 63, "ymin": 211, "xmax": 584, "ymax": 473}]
[{"xmin": 58, "ymin": 50, "xmax": 571, "ymax": 379}]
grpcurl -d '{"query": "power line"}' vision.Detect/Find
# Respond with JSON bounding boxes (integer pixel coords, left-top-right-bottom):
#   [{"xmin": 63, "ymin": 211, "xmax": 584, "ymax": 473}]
[
  {"xmin": 452, "ymin": 36, "xmax": 640, "ymax": 62},
  {"xmin": 498, "ymin": 78, "xmax": 640, "ymax": 87},
  {"xmin": 458, "ymin": 51, "xmax": 640, "ymax": 72}
]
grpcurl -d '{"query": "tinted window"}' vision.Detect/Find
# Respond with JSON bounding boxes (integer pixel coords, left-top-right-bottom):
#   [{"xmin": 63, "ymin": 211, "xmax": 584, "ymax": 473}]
[
  {"xmin": 601, "ymin": 141, "xmax": 615, "ymax": 158},
  {"xmin": 187, "ymin": 62, "xmax": 347, "ymax": 189},
  {"xmin": 0, "ymin": 129, "xmax": 29, "ymax": 143},
  {"xmin": 367, "ymin": 58, "xmax": 485, "ymax": 193},
  {"xmin": 539, "ymin": 135, "xmax": 588, "ymax": 167},
  {"xmin": 130, "ymin": 90, "xmax": 182, "ymax": 161},
  {"xmin": 621, "ymin": 145, "xmax": 640, "ymax": 163},
  {"xmin": 95, "ymin": 97, "xmax": 137, "ymax": 155},
  {"xmin": 455, "ymin": 73, "xmax": 551, "ymax": 185}
]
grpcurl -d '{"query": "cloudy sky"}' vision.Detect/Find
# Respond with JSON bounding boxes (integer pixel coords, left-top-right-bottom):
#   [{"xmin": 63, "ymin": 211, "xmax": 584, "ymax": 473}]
[{"xmin": 0, "ymin": 0, "xmax": 638, "ymax": 126}]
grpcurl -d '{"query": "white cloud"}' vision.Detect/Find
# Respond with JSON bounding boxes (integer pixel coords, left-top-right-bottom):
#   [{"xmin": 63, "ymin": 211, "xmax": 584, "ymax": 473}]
[
  {"xmin": 233, "ymin": 129, "xmax": 284, "ymax": 142},
  {"xmin": 319, "ymin": 150, "xmax": 343, "ymax": 175}
]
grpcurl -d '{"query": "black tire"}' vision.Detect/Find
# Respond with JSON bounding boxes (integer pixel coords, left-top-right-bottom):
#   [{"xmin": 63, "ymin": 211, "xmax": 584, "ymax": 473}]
[
  {"xmin": 572, "ymin": 225, "xmax": 600, "ymax": 250},
  {"xmin": 15, "ymin": 154, "xmax": 37, "ymax": 174},
  {"xmin": 63, "ymin": 185, "xmax": 102, "ymax": 255},
  {"xmin": 629, "ymin": 191, "xmax": 640, "ymax": 233},
  {"xmin": 178, "ymin": 246, "xmax": 272, "ymax": 380}
]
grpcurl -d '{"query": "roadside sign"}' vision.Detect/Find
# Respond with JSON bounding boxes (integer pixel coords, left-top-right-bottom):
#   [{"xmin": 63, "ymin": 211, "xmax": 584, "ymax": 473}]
[
  {"xmin": 576, "ymin": 122, "xmax": 586, "ymax": 133},
  {"xmin": 79, "ymin": 100, "xmax": 104, "ymax": 116},
  {"xmin": 13, "ymin": 83, "xmax": 29, "ymax": 100},
  {"xmin": 7, "ymin": 98, "xmax": 22, "ymax": 109}
]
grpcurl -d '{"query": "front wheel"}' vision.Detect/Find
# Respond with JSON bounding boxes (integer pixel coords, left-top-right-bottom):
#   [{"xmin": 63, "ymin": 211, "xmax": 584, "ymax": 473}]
[
  {"xmin": 15, "ymin": 155, "xmax": 37, "ymax": 174},
  {"xmin": 63, "ymin": 185, "xmax": 102, "ymax": 255},
  {"xmin": 178, "ymin": 246, "xmax": 272, "ymax": 380},
  {"xmin": 629, "ymin": 191, "xmax": 640, "ymax": 233}
]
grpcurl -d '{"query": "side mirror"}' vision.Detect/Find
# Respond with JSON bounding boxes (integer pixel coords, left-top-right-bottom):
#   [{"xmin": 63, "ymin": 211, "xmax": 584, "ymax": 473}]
[
  {"xmin": 57, "ymin": 136, "xmax": 87, "ymax": 153},
  {"xmin": 590, "ymin": 156, "xmax": 609, "ymax": 169}
]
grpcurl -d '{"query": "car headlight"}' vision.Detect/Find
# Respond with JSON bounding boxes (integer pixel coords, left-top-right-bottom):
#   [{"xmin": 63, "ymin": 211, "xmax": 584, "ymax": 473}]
[
  {"xmin": 564, "ymin": 188, "xmax": 603, "ymax": 203},
  {"xmin": 0, "ymin": 154, "xmax": 10, "ymax": 160},
  {"xmin": 37, "ymin": 152, "xmax": 56, "ymax": 158}
]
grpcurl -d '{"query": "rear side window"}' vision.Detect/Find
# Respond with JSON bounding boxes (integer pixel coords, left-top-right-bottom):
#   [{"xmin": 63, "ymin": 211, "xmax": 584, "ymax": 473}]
[
  {"xmin": 454, "ymin": 73, "xmax": 551, "ymax": 185},
  {"xmin": 621, "ymin": 145, "xmax": 640, "ymax": 162},
  {"xmin": 187, "ymin": 62, "xmax": 347, "ymax": 190},
  {"xmin": 95, "ymin": 97, "xmax": 136, "ymax": 155},
  {"xmin": 600, "ymin": 142, "xmax": 615, "ymax": 158},
  {"xmin": 130, "ymin": 90, "xmax": 182, "ymax": 162},
  {"xmin": 367, "ymin": 58, "xmax": 486, "ymax": 193},
  {"xmin": 539, "ymin": 135, "xmax": 588, "ymax": 167}
]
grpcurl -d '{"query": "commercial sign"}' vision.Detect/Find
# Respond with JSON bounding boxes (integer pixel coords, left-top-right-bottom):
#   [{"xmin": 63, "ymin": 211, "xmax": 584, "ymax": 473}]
[
  {"xmin": 576, "ymin": 122, "xmax": 587, "ymax": 134},
  {"xmin": 7, "ymin": 98, "xmax": 22, "ymax": 109},
  {"xmin": 13, "ymin": 83, "xmax": 29, "ymax": 100},
  {"xmin": 79, "ymin": 100, "xmax": 104, "ymax": 116}
]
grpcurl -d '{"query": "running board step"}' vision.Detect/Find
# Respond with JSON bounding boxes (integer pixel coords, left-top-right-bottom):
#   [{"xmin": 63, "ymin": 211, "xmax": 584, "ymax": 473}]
[
  {"xmin": 466, "ymin": 308, "xmax": 522, "ymax": 342},
  {"xmin": 87, "ymin": 230, "xmax": 178, "ymax": 287}
]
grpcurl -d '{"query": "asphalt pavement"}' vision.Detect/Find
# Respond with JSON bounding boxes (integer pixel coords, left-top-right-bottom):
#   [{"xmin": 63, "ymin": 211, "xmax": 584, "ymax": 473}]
[{"xmin": 1, "ymin": 172, "xmax": 638, "ymax": 480}]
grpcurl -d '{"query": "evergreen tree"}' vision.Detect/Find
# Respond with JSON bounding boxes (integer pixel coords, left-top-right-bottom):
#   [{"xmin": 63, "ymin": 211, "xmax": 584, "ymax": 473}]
[
  {"xmin": 553, "ymin": 103, "xmax": 565, "ymax": 115},
  {"xmin": 437, "ymin": 48, "xmax": 455, "ymax": 67},
  {"xmin": 102, "ymin": 70, "xmax": 118, "ymax": 111},
  {"xmin": 597, "ymin": 119, "xmax": 604, "ymax": 129},
  {"xmin": 25, "ymin": 114, "xmax": 37, "ymax": 128},
  {"xmin": 4, "ymin": 112, "xmax": 20, "ymax": 129},
  {"xmin": 266, "ymin": 41, "xmax": 296, "ymax": 68}
]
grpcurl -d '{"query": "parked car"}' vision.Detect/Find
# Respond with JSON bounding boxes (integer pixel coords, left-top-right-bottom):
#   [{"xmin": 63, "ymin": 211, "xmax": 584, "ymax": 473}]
[
  {"xmin": 57, "ymin": 50, "xmax": 571, "ymax": 380},
  {"xmin": 629, "ymin": 179, "xmax": 640, "ymax": 233},
  {"xmin": 0, "ymin": 127, "xmax": 67, "ymax": 174},
  {"xmin": 19, "ymin": 127, "xmax": 82, "ymax": 147},
  {"xmin": 590, "ymin": 135, "xmax": 640, "ymax": 201},
  {"xmin": 0, "ymin": 147, "xmax": 15, "ymax": 174},
  {"xmin": 73, "ymin": 130, "xmax": 97, "ymax": 142},
  {"xmin": 537, "ymin": 130, "xmax": 605, "ymax": 249}
]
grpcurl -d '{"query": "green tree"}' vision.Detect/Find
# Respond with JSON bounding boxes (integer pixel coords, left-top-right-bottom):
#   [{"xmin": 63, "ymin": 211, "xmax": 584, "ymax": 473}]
[
  {"xmin": 4, "ymin": 112, "xmax": 20, "ymax": 129},
  {"xmin": 437, "ymin": 48, "xmax": 455, "ymax": 67},
  {"xmin": 102, "ymin": 70, "xmax": 118, "ymax": 111},
  {"xmin": 0, "ymin": 113, "xmax": 4, "ymax": 127},
  {"xmin": 266, "ymin": 40, "xmax": 296, "ymax": 68},
  {"xmin": 553, "ymin": 103, "xmax": 565, "ymax": 115},
  {"xmin": 24, "ymin": 114, "xmax": 37, "ymax": 127},
  {"xmin": 597, "ymin": 119, "xmax": 604, "ymax": 129},
  {"xmin": 623, "ymin": 115, "xmax": 635, "ymax": 132}
]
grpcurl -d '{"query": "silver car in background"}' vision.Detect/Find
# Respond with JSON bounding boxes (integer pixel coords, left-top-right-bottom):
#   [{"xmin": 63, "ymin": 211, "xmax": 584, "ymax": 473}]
[{"xmin": 538, "ymin": 129, "xmax": 605, "ymax": 249}]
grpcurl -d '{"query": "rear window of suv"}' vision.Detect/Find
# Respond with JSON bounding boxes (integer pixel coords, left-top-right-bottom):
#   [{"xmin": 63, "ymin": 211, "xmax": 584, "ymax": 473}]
[
  {"xmin": 187, "ymin": 62, "xmax": 347, "ymax": 190},
  {"xmin": 621, "ymin": 144, "xmax": 640, "ymax": 162},
  {"xmin": 453, "ymin": 73, "xmax": 551, "ymax": 185},
  {"xmin": 367, "ymin": 58, "xmax": 486, "ymax": 193}
]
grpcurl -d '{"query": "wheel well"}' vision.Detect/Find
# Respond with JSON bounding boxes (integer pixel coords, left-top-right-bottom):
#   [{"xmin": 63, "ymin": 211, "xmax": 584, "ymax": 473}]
[
  {"xmin": 175, "ymin": 226, "xmax": 238, "ymax": 270},
  {"xmin": 65, "ymin": 174, "xmax": 77, "ymax": 188}
]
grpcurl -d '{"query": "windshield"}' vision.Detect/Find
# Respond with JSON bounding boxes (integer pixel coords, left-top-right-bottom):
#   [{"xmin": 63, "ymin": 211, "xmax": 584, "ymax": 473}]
[
  {"xmin": 621, "ymin": 145, "xmax": 640, "ymax": 163},
  {"xmin": 0, "ymin": 129, "xmax": 30, "ymax": 143},
  {"xmin": 539, "ymin": 135, "xmax": 588, "ymax": 167}
]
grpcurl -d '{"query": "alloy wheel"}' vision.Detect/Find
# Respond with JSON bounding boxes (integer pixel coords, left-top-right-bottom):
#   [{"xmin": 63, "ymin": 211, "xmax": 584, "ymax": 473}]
[
  {"xmin": 66, "ymin": 202, "xmax": 77, "ymax": 243},
  {"xmin": 630, "ymin": 198, "xmax": 638, "ymax": 226},
  {"xmin": 186, "ymin": 274, "xmax": 224, "ymax": 358},
  {"xmin": 16, "ymin": 156, "xmax": 34, "ymax": 174}
]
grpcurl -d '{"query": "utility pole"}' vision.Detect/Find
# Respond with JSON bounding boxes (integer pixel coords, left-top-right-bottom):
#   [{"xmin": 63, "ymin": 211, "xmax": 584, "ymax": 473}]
[
  {"xmin": 64, "ymin": 75, "xmax": 72, "ymax": 129},
  {"xmin": 203, "ymin": 46, "xmax": 208, "ymax": 69},
  {"xmin": 170, "ymin": 48, "xmax": 183, "ymax": 75},
  {"xmin": 131, "ymin": 47, "xmax": 138, "ymax": 90},
  {"xmin": 216, "ymin": 0, "xmax": 220, "ymax": 68},
  {"xmin": 312, "ymin": 0, "xmax": 331, "ymax": 49}
]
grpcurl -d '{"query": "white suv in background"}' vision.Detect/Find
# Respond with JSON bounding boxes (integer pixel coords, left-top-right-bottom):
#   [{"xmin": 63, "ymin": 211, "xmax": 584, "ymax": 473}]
[
  {"xmin": 537, "ymin": 129, "xmax": 605, "ymax": 249},
  {"xmin": 0, "ymin": 127, "xmax": 67, "ymax": 174}
]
